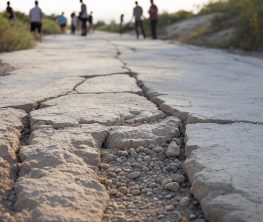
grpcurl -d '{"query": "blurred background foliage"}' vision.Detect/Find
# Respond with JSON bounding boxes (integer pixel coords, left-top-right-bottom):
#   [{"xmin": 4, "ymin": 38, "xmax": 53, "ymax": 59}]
[{"xmin": 0, "ymin": 11, "xmax": 60, "ymax": 52}]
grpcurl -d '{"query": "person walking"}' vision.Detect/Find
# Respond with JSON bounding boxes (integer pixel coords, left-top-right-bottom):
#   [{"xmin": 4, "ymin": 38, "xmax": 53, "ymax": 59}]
[
  {"xmin": 6, "ymin": 1, "xmax": 14, "ymax": 22},
  {"xmin": 88, "ymin": 11, "xmax": 93, "ymax": 33},
  {"xmin": 148, "ymin": 0, "xmax": 158, "ymax": 39},
  {"xmin": 71, "ymin": 12, "xmax": 77, "ymax": 34},
  {"xmin": 30, "ymin": 1, "xmax": 42, "ymax": 42},
  {"xmin": 133, "ymin": 1, "xmax": 146, "ymax": 39},
  {"xmin": 58, "ymin": 12, "xmax": 67, "ymax": 33},
  {"xmin": 119, "ymin": 14, "xmax": 124, "ymax": 35},
  {"xmin": 79, "ymin": 0, "xmax": 88, "ymax": 36}
]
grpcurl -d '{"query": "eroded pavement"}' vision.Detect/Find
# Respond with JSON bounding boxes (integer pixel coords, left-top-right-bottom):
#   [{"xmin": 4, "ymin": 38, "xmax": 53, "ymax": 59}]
[{"xmin": 0, "ymin": 32, "xmax": 262, "ymax": 222}]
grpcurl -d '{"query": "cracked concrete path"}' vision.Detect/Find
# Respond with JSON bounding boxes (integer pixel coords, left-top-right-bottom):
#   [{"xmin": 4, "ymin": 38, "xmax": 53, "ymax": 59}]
[{"xmin": 0, "ymin": 32, "xmax": 263, "ymax": 222}]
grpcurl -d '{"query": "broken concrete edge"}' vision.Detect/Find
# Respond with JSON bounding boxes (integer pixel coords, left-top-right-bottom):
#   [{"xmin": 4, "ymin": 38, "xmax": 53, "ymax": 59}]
[{"xmin": 0, "ymin": 61, "xmax": 14, "ymax": 76}]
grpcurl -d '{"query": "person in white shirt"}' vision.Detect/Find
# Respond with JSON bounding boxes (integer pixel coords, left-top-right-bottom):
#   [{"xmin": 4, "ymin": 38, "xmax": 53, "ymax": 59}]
[
  {"xmin": 79, "ymin": 0, "xmax": 88, "ymax": 36},
  {"xmin": 30, "ymin": 1, "xmax": 42, "ymax": 42}
]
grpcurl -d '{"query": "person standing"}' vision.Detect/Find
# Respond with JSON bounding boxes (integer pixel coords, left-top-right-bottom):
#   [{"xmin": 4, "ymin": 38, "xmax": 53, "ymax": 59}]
[
  {"xmin": 88, "ymin": 11, "xmax": 93, "ymax": 33},
  {"xmin": 79, "ymin": 0, "xmax": 88, "ymax": 36},
  {"xmin": 71, "ymin": 12, "xmax": 77, "ymax": 34},
  {"xmin": 119, "ymin": 14, "xmax": 124, "ymax": 35},
  {"xmin": 30, "ymin": 1, "xmax": 42, "ymax": 42},
  {"xmin": 133, "ymin": 1, "xmax": 146, "ymax": 39},
  {"xmin": 149, "ymin": 0, "xmax": 158, "ymax": 39},
  {"xmin": 58, "ymin": 12, "xmax": 67, "ymax": 34},
  {"xmin": 6, "ymin": 1, "xmax": 14, "ymax": 22}
]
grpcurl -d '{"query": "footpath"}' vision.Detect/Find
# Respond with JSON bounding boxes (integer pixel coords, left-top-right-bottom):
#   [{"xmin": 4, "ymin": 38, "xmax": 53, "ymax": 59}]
[{"xmin": 0, "ymin": 32, "xmax": 263, "ymax": 222}]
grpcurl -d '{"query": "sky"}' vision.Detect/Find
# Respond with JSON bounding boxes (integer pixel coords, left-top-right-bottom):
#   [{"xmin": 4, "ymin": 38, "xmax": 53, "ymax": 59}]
[{"xmin": 0, "ymin": 0, "xmax": 210, "ymax": 23}]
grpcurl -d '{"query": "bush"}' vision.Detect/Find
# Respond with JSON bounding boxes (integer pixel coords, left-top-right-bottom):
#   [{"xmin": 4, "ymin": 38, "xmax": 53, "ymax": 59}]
[
  {"xmin": 42, "ymin": 17, "xmax": 60, "ymax": 34},
  {"xmin": 0, "ymin": 14, "xmax": 35, "ymax": 52}
]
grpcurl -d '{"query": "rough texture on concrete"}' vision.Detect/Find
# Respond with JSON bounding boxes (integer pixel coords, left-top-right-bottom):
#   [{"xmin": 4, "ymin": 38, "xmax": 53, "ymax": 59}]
[
  {"xmin": 76, "ymin": 74, "xmax": 142, "ymax": 94},
  {"xmin": 31, "ymin": 93, "xmax": 164, "ymax": 128},
  {"xmin": 106, "ymin": 117, "xmax": 181, "ymax": 149},
  {"xmin": 184, "ymin": 123, "xmax": 263, "ymax": 222},
  {"xmin": 0, "ymin": 108, "xmax": 28, "ymax": 221},
  {"xmin": 16, "ymin": 124, "xmax": 109, "ymax": 222}
]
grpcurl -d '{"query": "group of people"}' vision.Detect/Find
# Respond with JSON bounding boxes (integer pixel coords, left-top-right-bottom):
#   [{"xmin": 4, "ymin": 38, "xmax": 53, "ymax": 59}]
[
  {"xmin": 5, "ymin": 0, "xmax": 158, "ymax": 41},
  {"xmin": 120, "ymin": 0, "xmax": 158, "ymax": 39},
  {"xmin": 4, "ymin": 0, "xmax": 93, "ymax": 42},
  {"xmin": 57, "ymin": 9, "xmax": 93, "ymax": 35}
]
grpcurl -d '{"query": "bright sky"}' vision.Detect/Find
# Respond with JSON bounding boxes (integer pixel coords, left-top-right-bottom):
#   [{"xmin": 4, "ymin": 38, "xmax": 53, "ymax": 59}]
[{"xmin": 0, "ymin": 0, "xmax": 210, "ymax": 23}]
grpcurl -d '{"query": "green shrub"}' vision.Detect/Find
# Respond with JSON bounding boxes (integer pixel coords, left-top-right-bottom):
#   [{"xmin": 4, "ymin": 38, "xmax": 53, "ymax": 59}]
[
  {"xmin": 0, "ymin": 14, "xmax": 35, "ymax": 52},
  {"xmin": 42, "ymin": 17, "xmax": 60, "ymax": 34}
]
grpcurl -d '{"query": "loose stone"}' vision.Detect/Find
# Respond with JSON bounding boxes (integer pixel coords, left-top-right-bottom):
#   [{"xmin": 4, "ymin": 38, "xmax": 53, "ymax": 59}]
[
  {"xmin": 165, "ymin": 205, "xmax": 175, "ymax": 211},
  {"xmin": 109, "ymin": 189, "xmax": 118, "ymax": 196},
  {"xmin": 118, "ymin": 150, "xmax": 129, "ymax": 156},
  {"xmin": 105, "ymin": 153, "xmax": 115, "ymax": 161},
  {"xmin": 164, "ymin": 182, "xmax": 180, "ymax": 192},
  {"xmin": 166, "ymin": 142, "xmax": 180, "ymax": 157},
  {"xmin": 152, "ymin": 146, "xmax": 164, "ymax": 153},
  {"xmin": 101, "ymin": 163, "xmax": 110, "ymax": 169},
  {"xmin": 119, "ymin": 187, "xmax": 129, "ymax": 195},
  {"xmin": 180, "ymin": 197, "xmax": 191, "ymax": 206},
  {"xmin": 172, "ymin": 174, "xmax": 185, "ymax": 184},
  {"xmin": 131, "ymin": 189, "xmax": 141, "ymax": 196},
  {"xmin": 128, "ymin": 172, "xmax": 141, "ymax": 179}
]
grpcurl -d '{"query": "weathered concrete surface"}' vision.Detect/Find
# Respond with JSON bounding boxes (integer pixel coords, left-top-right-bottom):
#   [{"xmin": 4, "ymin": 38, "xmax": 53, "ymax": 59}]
[
  {"xmin": 31, "ymin": 93, "xmax": 164, "ymax": 128},
  {"xmin": 116, "ymin": 40, "xmax": 263, "ymax": 124},
  {"xmin": 184, "ymin": 123, "xmax": 263, "ymax": 222},
  {"xmin": 0, "ymin": 108, "xmax": 28, "ymax": 221},
  {"xmin": 106, "ymin": 117, "xmax": 181, "ymax": 149},
  {"xmin": 0, "ymin": 35, "xmax": 125, "ymax": 111},
  {"xmin": 16, "ymin": 124, "xmax": 109, "ymax": 222},
  {"xmin": 76, "ymin": 74, "xmax": 142, "ymax": 94}
]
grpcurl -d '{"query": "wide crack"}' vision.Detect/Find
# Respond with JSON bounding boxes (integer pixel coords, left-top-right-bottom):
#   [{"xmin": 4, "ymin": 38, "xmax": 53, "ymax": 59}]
[{"xmin": 96, "ymin": 43, "xmax": 206, "ymax": 222}]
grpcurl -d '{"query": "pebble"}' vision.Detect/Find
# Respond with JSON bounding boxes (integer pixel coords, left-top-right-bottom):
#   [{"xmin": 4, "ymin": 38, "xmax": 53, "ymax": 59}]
[
  {"xmin": 127, "ymin": 172, "xmax": 141, "ymax": 179},
  {"xmin": 143, "ymin": 155, "xmax": 151, "ymax": 162},
  {"xmin": 130, "ymin": 189, "xmax": 141, "ymax": 196},
  {"xmin": 149, "ymin": 183, "xmax": 157, "ymax": 188},
  {"xmin": 116, "ymin": 158, "xmax": 122, "ymax": 163},
  {"xmin": 180, "ymin": 197, "xmax": 191, "ymax": 206},
  {"xmin": 101, "ymin": 163, "xmax": 110, "ymax": 169},
  {"xmin": 172, "ymin": 174, "xmax": 185, "ymax": 184},
  {"xmin": 165, "ymin": 205, "xmax": 174, "ymax": 211},
  {"xmin": 109, "ymin": 189, "xmax": 118, "ymax": 196},
  {"xmin": 148, "ymin": 144, "xmax": 155, "ymax": 149},
  {"xmin": 118, "ymin": 150, "xmax": 129, "ymax": 156},
  {"xmin": 152, "ymin": 146, "xmax": 164, "ymax": 153},
  {"xmin": 166, "ymin": 142, "xmax": 180, "ymax": 157},
  {"xmin": 119, "ymin": 187, "xmax": 129, "ymax": 195},
  {"xmin": 161, "ymin": 178, "xmax": 173, "ymax": 187},
  {"xmin": 115, "ymin": 168, "xmax": 122, "ymax": 174},
  {"xmin": 164, "ymin": 182, "xmax": 180, "ymax": 192},
  {"xmin": 105, "ymin": 179, "xmax": 113, "ymax": 186},
  {"xmin": 105, "ymin": 153, "xmax": 115, "ymax": 161}
]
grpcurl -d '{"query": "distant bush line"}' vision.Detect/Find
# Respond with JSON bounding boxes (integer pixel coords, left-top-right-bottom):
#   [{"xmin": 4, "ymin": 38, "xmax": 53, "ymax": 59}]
[{"xmin": 0, "ymin": 11, "xmax": 60, "ymax": 52}]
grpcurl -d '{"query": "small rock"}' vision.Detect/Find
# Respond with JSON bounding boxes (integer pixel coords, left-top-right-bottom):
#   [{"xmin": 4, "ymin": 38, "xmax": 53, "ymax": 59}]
[
  {"xmin": 180, "ymin": 197, "xmax": 191, "ymax": 206},
  {"xmin": 109, "ymin": 189, "xmax": 118, "ymax": 196},
  {"xmin": 100, "ymin": 163, "xmax": 110, "ymax": 169},
  {"xmin": 119, "ymin": 187, "xmax": 129, "ymax": 195},
  {"xmin": 128, "ymin": 172, "xmax": 141, "ymax": 179},
  {"xmin": 180, "ymin": 216, "xmax": 190, "ymax": 222},
  {"xmin": 143, "ymin": 155, "xmax": 151, "ymax": 162},
  {"xmin": 164, "ymin": 182, "xmax": 180, "ymax": 192},
  {"xmin": 148, "ymin": 144, "xmax": 155, "ymax": 149},
  {"xmin": 165, "ymin": 205, "xmax": 174, "ymax": 211},
  {"xmin": 118, "ymin": 150, "xmax": 129, "ymax": 156},
  {"xmin": 116, "ymin": 158, "xmax": 122, "ymax": 163},
  {"xmin": 149, "ymin": 183, "xmax": 157, "ymax": 188},
  {"xmin": 105, "ymin": 153, "xmax": 115, "ymax": 161},
  {"xmin": 130, "ymin": 189, "xmax": 141, "ymax": 196},
  {"xmin": 115, "ymin": 168, "xmax": 122, "ymax": 174},
  {"xmin": 105, "ymin": 179, "xmax": 113, "ymax": 186},
  {"xmin": 161, "ymin": 178, "xmax": 173, "ymax": 187},
  {"xmin": 166, "ymin": 142, "xmax": 180, "ymax": 157},
  {"xmin": 152, "ymin": 146, "xmax": 163, "ymax": 153},
  {"xmin": 172, "ymin": 174, "xmax": 185, "ymax": 184}
]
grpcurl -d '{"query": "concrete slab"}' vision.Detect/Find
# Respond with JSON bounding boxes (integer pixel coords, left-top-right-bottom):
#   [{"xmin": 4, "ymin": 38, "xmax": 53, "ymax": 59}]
[
  {"xmin": 184, "ymin": 123, "xmax": 263, "ymax": 222},
  {"xmin": 116, "ymin": 41, "xmax": 263, "ymax": 124},
  {"xmin": 30, "ymin": 93, "xmax": 164, "ymax": 128},
  {"xmin": 16, "ymin": 124, "xmax": 109, "ymax": 222},
  {"xmin": 76, "ymin": 74, "xmax": 142, "ymax": 94}
]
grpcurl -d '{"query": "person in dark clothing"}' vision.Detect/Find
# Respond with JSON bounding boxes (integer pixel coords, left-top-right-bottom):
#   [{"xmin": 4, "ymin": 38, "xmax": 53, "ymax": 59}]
[
  {"xmin": 6, "ymin": 1, "xmax": 14, "ymax": 21},
  {"xmin": 119, "ymin": 14, "xmax": 124, "ymax": 35},
  {"xmin": 79, "ymin": 0, "xmax": 88, "ymax": 36},
  {"xmin": 148, "ymin": 0, "xmax": 158, "ymax": 39},
  {"xmin": 88, "ymin": 11, "xmax": 93, "ymax": 33},
  {"xmin": 133, "ymin": 1, "xmax": 146, "ymax": 39}
]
